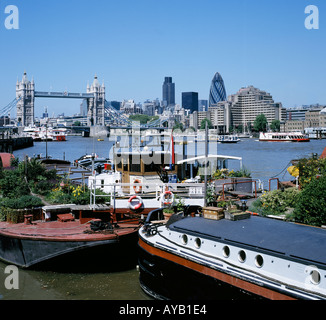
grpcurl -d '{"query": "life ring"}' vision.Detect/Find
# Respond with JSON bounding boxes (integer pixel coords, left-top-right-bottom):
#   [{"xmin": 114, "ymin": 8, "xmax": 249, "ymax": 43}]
[
  {"xmin": 133, "ymin": 179, "xmax": 142, "ymax": 194},
  {"xmin": 128, "ymin": 195, "xmax": 143, "ymax": 211},
  {"xmin": 161, "ymin": 190, "xmax": 174, "ymax": 206}
]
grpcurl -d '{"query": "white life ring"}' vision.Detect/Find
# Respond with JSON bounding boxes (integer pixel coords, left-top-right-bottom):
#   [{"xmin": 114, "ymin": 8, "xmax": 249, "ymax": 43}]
[
  {"xmin": 128, "ymin": 195, "xmax": 143, "ymax": 211},
  {"xmin": 161, "ymin": 190, "xmax": 174, "ymax": 206}
]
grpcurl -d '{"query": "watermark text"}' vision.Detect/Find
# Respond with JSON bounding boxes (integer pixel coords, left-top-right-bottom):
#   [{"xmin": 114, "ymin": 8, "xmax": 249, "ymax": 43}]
[
  {"xmin": 3, "ymin": 4, "xmax": 19, "ymax": 30},
  {"xmin": 305, "ymin": 5, "xmax": 319, "ymax": 30}
]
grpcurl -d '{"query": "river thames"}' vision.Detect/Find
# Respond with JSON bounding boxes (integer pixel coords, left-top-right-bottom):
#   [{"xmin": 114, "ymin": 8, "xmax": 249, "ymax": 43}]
[{"xmin": 0, "ymin": 135, "xmax": 324, "ymax": 300}]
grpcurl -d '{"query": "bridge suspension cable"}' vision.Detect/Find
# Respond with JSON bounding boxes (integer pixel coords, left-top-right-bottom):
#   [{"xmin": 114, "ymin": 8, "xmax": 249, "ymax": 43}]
[
  {"xmin": 104, "ymin": 100, "xmax": 165, "ymax": 128},
  {"xmin": 0, "ymin": 97, "xmax": 21, "ymax": 117}
]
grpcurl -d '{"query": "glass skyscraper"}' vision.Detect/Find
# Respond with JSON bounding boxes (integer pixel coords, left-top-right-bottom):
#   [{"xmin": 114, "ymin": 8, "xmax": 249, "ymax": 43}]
[
  {"xmin": 209, "ymin": 72, "xmax": 227, "ymax": 107},
  {"xmin": 182, "ymin": 92, "xmax": 198, "ymax": 114},
  {"xmin": 162, "ymin": 77, "xmax": 175, "ymax": 107}
]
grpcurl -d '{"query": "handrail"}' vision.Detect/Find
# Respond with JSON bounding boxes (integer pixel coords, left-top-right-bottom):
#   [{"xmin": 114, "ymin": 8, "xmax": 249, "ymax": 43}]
[
  {"xmin": 269, "ymin": 178, "xmax": 280, "ymax": 191},
  {"xmin": 221, "ymin": 180, "xmax": 257, "ymax": 200}
]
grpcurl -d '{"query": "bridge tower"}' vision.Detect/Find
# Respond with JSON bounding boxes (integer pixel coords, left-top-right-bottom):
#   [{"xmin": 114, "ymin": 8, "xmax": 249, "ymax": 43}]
[
  {"xmin": 16, "ymin": 71, "xmax": 35, "ymax": 126},
  {"xmin": 86, "ymin": 75, "xmax": 105, "ymax": 126}
]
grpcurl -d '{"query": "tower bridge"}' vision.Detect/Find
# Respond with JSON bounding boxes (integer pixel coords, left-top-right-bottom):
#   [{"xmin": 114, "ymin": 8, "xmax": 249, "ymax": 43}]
[
  {"xmin": 0, "ymin": 72, "xmax": 165, "ymax": 129},
  {"xmin": 16, "ymin": 72, "xmax": 105, "ymax": 127}
]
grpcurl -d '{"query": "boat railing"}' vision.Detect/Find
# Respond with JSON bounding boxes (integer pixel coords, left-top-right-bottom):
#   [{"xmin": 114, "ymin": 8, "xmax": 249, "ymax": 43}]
[
  {"xmin": 269, "ymin": 178, "xmax": 280, "ymax": 191},
  {"xmin": 89, "ymin": 181, "xmax": 206, "ymax": 207},
  {"xmin": 221, "ymin": 179, "xmax": 260, "ymax": 200}
]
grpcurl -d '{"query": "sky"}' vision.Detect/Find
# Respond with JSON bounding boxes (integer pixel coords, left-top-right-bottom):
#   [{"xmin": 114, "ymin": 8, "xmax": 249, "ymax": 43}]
[{"xmin": 0, "ymin": 0, "xmax": 325, "ymax": 117}]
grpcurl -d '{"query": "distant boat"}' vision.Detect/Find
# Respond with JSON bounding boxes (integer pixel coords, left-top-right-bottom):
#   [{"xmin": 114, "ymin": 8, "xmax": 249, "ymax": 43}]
[
  {"xmin": 23, "ymin": 126, "xmax": 67, "ymax": 142},
  {"xmin": 259, "ymin": 132, "xmax": 310, "ymax": 142},
  {"xmin": 238, "ymin": 133, "xmax": 253, "ymax": 139},
  {"xmin": 218, "ymin": 135, "xmax": 240, "ymax": 143}
]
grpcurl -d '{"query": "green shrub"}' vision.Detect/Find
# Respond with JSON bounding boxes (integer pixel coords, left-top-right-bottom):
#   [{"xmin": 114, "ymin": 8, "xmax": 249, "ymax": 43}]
[
  {"xmin": 249, "ymin": 187, "xmax": 300, "ymax": 216},
  {"xmin": 297, "ymin": 157, "xmax": 326, "ymax": 189},
  {"xmin": 1, "ymin": 195, "xmax": 43, "ymax": 209},
  {"xmin": 292, "ymin": 176, "xmax": 326, "ymax": 226}
]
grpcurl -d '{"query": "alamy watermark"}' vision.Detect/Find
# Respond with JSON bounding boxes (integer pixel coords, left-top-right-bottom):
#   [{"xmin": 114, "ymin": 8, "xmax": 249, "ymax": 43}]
[
  {"xmin": 3, "ymin": 4, "xmax": 19, "ymax": 30},
  {"xmin": 3, "ymin": 265, "xmax": 19, "ymax": 290},
  {"xmin": 305, "ymin": 5, "xmax": 319, "ymax": 30},
  {"xmin": 1, "ymin": 4, "xmax": 320, "ymax": 31}
]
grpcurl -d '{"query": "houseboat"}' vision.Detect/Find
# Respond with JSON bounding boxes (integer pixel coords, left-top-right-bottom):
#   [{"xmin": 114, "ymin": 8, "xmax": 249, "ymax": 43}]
[
  {"xmin": 0, "ymin": 204, "xmax": 141, "ymax": 271},
  {"xmin": 259, "ymin": 132, "xmax": 310, "ymax": 142},
  {"xmin": 138, "ymin": 208, "xmax": 326, "ymax": 300}
]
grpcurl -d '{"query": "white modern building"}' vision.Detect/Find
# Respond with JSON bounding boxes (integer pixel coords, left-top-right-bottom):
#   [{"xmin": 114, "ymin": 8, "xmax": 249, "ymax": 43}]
[{"xmin": 228, "ymin": 86, "xmax": 286, "ymax": 127}]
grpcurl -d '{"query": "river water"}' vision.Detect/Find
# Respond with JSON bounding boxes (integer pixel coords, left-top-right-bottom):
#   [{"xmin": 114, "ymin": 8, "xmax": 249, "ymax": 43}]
[{"xmin": 0, "ymin": 134, "xmax": 324, "ymax": 300}]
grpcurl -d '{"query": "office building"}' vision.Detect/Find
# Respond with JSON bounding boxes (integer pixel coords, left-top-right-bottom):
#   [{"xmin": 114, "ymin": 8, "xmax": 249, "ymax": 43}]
[
  {"xmin": 162, "ymin": 77, "xmax": 175, "ymax": 107},
  {"xmin": 209, "ymin": 72, "xmax": 227, "ymax": 107},
  {"xmin": 228, "ymin": 86, "xmax": 285, "ymax": 127},
  {"xmin": 182, "ymin": 92, "xmax": 198, "ymax": 114},
  {"xmin": 198, "ymin": 99, "xmax": 208, "ymax": 112}
]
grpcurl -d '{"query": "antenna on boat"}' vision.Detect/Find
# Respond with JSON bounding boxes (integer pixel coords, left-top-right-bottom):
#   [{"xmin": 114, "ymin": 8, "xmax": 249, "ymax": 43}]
[{"xmin": 204, "ymin": 121, "xmax": 208, "ymax": 207}]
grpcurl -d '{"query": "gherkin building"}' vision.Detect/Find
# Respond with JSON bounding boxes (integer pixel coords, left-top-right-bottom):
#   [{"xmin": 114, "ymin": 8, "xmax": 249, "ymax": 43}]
[{"xmin": 209, "ymin": 72, "xmax": 227, "ymax": 107}]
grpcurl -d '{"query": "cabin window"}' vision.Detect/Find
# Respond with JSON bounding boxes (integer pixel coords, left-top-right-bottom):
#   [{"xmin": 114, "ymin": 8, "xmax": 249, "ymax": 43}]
[
  {"xmin": 238, "ymin": 250, "xmax": 246, "ymax": 263},
  {"xmin": 310, "ymin": 270, "xmax": 321, "ymax": 285},
  {"xmin": 182, "ymin": 234, "xmax": 188, "ymax": 245},
  {"xmin": 194, "ymin": 238, "xmax": 201, "ymax": 249},
  {"xmin": 255, "ymin": 255, "xmax": 264, "ymax": 268},
  {"xmin": 223, "ymin": 246, "xmax": 230, "ymax": 258},
  {"xmin": 130, "ymin": 163, "xmax": 141, "ymax": 172},
  {"xmin": 144, "ymin": 163, "xmax": 156, "ymax": 173}
]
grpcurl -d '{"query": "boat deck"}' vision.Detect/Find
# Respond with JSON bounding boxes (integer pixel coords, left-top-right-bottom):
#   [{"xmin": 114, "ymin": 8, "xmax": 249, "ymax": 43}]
[
  {"xmin": 170, "ymin": 216, "xmax": 326, "ymax": 267},
  {"xmin": 0, "ymin": 219, "xmax": 140, "ymax": 241}
]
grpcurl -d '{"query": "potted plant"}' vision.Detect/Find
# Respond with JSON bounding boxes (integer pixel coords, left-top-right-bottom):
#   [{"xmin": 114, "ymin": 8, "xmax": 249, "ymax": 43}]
[{"xmin": 163, "ymin": 205, "xmax": 175, "ymax": 221}]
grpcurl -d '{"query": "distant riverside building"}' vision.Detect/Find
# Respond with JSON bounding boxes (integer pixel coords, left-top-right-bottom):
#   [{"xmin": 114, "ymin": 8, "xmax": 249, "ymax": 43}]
[
  {"xmin": 143, "ymin": 99, "xmax": 160, "ymax": 116},
  {"xmin": 284, "ymin": 120, "xmax": 305, "ymax": 133},
  {"xmin": 286, "ymin": 106, "xmax": 311, "ymax": 121},
  {"xmin": 228, "ymin": 86, "xmax": 286, "ymax": 127},
  {"xmin": 209, "ymin": 101, "xmax": 232, "ymax": 133},
  {"xmin": 162, "ymin": 77, "xmax": 175, "ymax": 107},
  {"xmin": 198, "ymin": 99, "xmax": 208, "ymax": 112},
  {"xmin": 182, "ymin": 92, "xmax": 198, "ymax": 114},
  {"xmin": 304, "ymin": 106, "xmax": 326, "ymax": 128},
  {"xmin": 209, "ymin": 72, "xmax": 227, "ymax": 107},
  {"xmin": 120, "ymin": 100, "xmax": 143, "ymax": 115}
]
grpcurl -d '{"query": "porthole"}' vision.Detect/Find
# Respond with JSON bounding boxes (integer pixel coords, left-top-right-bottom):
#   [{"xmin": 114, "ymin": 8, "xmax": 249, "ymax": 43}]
[
  {"xmin": 223, "ymin": 246, "xmax": 230, "ymax": 258},
  {"xmin": 310, "ymin": 270, "xmax": 321, "ymax": 285},
  {"xmin": 182, "ymin": 234, "xmax": 188, "ymax": 245},
  {"xmin": 238, "ymin": 250, "xmax": 246, "ymax": 263},
  {"xmin": 255, "ymin": 255, "xmax": 264, "ymax": 268},
  {"xmin": 194, "ymin": 238, "xmax": 201, "ymax": 249}
]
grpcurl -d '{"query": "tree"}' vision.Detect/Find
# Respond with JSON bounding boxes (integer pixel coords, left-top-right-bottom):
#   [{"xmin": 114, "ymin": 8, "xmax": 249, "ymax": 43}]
[
  {"xmin": 270, "ymin": 120, "xmax": 280, "ymax": 132},
  {"xmin": 173, "ymin": 122, "xmax": 184, "ymax": 132},
  {"xmin": 253, "ymin": 114, "xmax": 268, "ymax": 132},
  {"xmin": 293, "ymin": 175, "xmax": 326, "ymax": 226},
  {"xmin": 129, "ymin": 114, "xmax": 159, "ymax": 125},
  {"xmin": 200, "ymin": 118, "xmax": 213, "ymax": 130}
]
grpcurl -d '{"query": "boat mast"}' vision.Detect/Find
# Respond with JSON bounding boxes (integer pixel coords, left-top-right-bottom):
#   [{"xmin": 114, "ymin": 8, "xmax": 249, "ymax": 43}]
[{"xmin": 204, "ymin": 121, "xmax": 208, "ymax": 207}]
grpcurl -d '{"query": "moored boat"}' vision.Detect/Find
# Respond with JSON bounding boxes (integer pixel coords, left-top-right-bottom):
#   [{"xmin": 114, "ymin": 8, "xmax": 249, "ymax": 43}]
[
  {"xmin": 218, "ymin": 135, "xmax": 240, "ymax": 143},
  {"xmin": 259, "ymin": 132, "xmax": 310, "ymax": 142},
  {"xmin": 0, "ymin": 204, "xmax": 141, "ymax": 271},
  {"xmin": 138, "ymin": 207, "xmax": 326, "ymax": 300}
]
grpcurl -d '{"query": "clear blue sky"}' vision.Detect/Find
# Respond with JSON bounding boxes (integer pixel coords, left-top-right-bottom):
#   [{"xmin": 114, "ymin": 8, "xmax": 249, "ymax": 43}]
[{"xmin": 0, "ymin": 0, "xmax": 325, "ymax": 117}]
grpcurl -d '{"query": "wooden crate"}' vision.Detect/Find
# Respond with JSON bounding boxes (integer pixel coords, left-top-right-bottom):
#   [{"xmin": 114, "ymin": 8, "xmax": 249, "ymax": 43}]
[
  {"xmin": 224, "ymin": 211, "xmax": 250, "ymax": 221},
  {"xmin": 203, "ymin": 207, "xmax": 224, "ymax": 220}
]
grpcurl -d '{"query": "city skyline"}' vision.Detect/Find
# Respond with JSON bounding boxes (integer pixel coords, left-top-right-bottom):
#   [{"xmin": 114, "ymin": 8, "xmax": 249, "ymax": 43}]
[{"xmin": 0, "ymin": 0, "xmax": 325, "ymax": 118}]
